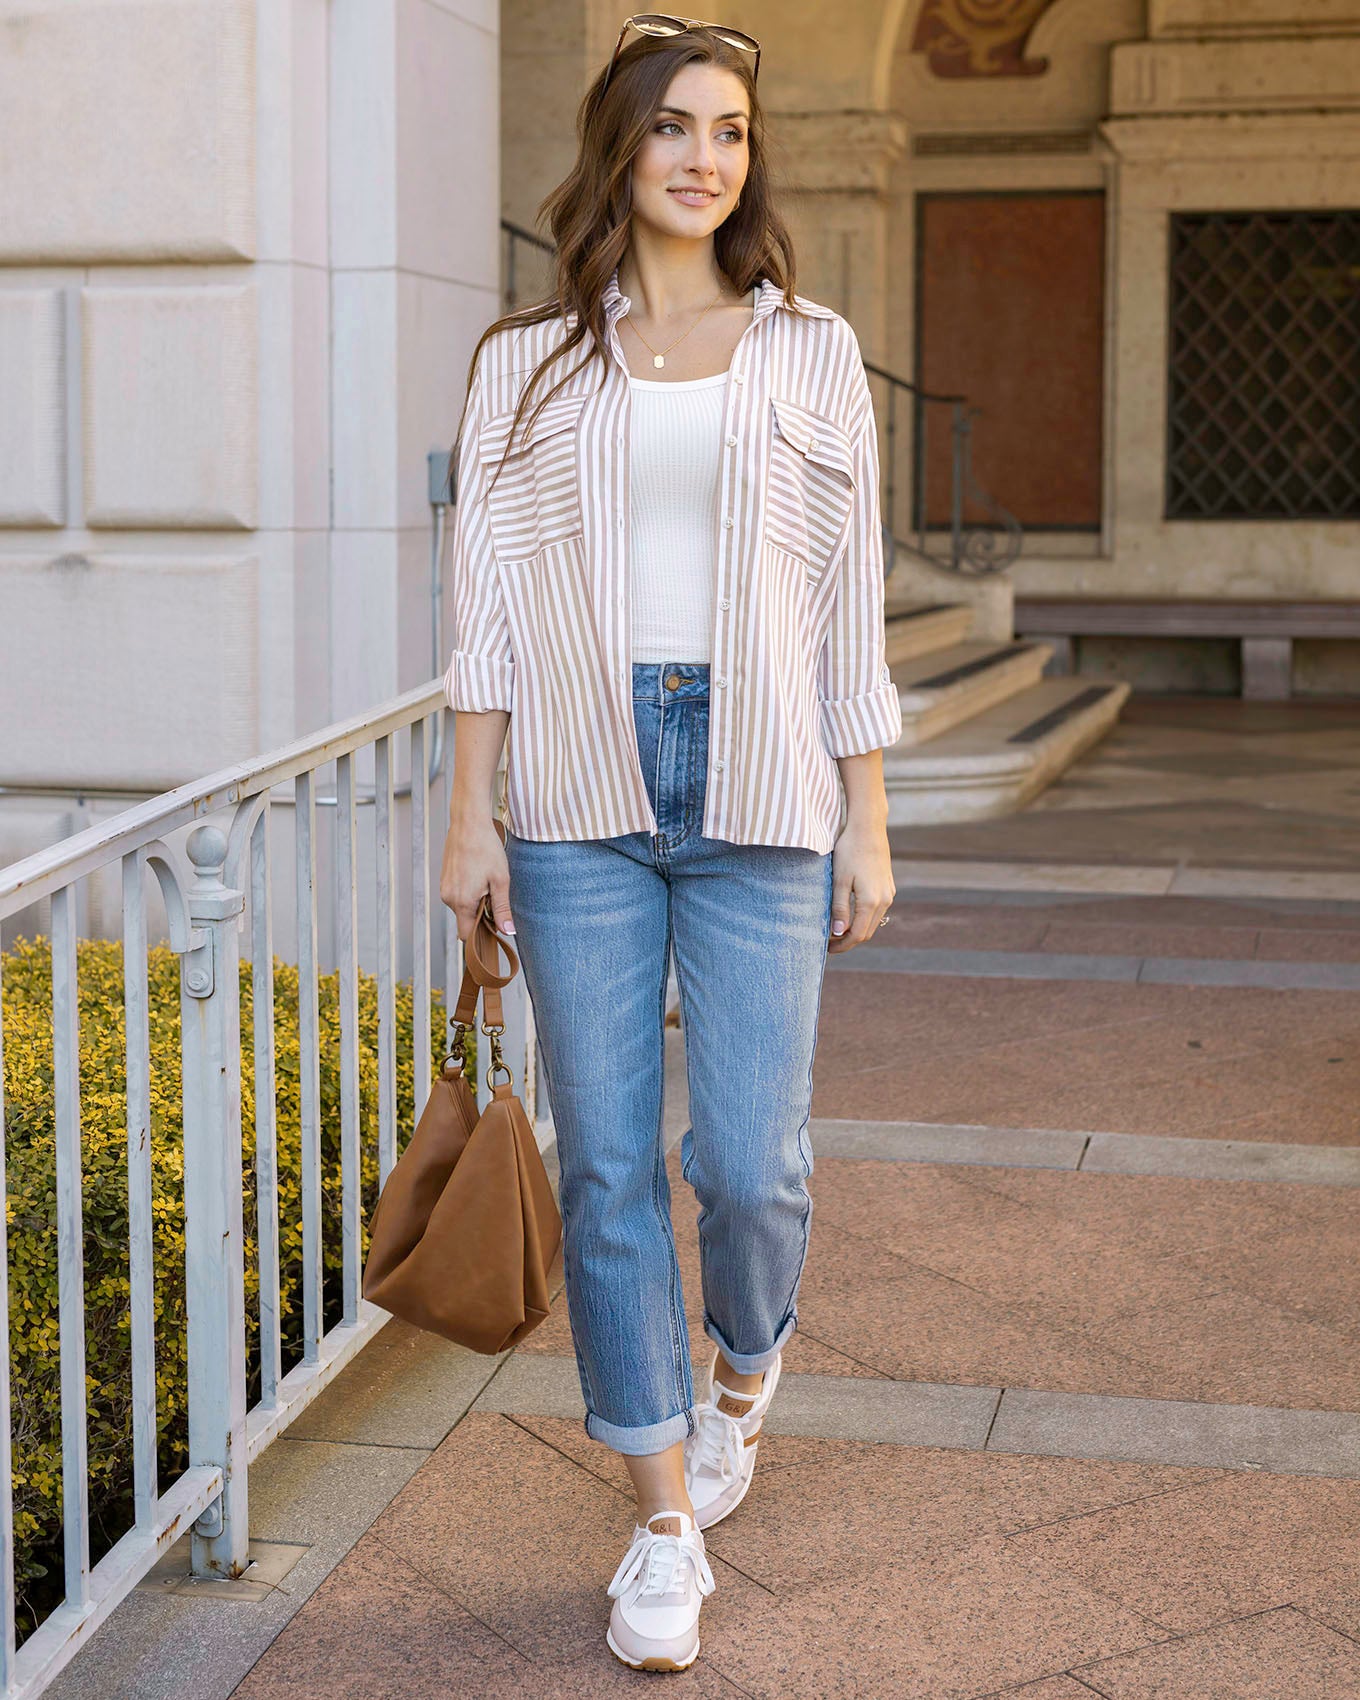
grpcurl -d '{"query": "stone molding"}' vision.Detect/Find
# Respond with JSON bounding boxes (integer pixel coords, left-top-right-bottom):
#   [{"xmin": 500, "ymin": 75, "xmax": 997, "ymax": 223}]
[
  {"xmin": 1100, "ymin": 109, "xmax": 1360, "ymax": 160},
  {"xmin": 1110, "ymin": 35, "xmax": 1360, "ymax": 115},
  {"xmin": 1149, "ymin": 0, "xmax": 1360, "ymax": 38},
  {"xmin": 767, "ymin": 109, "xmax": 909, "ymax": 194}
]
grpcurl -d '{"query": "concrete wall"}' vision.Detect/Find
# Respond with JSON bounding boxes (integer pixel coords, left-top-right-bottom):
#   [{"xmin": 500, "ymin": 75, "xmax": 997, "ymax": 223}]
[{"xmin": 0, "ymin": 0, "xmax": 499, "ymax": 855}]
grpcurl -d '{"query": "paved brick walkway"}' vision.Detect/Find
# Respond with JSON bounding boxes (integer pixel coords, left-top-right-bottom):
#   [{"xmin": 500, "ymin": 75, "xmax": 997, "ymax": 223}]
[
  {"xmin": 225, "ymin": 940, "xmax": 1360, "ymax": 1687},
  {"xmin": 47, "ymin": 698, "xmax": 1360, "ymax": 1699}
]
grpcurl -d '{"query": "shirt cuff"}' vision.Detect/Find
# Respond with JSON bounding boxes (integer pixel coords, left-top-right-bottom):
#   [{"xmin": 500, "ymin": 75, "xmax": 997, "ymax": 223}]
[
  {"xmin": 820, "ymin": 680, "xmax": 902, "ymax": 758},
  {"xmin": 444, "ymin": 650, "xmax": 515, "ymax": 713}
]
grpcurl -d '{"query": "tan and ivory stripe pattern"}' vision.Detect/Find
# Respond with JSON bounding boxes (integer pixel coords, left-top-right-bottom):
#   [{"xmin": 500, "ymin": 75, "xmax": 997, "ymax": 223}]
[{"xmin": 443, "ymin": 265, "xmax": 903, "ymax": 853}]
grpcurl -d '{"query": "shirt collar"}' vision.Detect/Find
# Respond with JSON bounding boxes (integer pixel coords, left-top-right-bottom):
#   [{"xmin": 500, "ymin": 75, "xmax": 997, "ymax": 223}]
[{"xmin": 601, "ymin": 265, "xmax": 836, "ymax": 326}]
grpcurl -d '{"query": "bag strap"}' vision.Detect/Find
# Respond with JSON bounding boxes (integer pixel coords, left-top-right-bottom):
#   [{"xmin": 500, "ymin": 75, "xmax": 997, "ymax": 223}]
[
  {"xmin": 447, "ymin": 816, "xmax": 521, "ymax": 1086},
  {"xmin": 454, "ymin": 896, "xmax": 519, "ymax": 1028}
]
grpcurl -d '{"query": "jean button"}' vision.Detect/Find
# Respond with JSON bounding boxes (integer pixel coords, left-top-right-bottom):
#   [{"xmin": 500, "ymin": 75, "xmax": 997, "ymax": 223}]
[{"xmin": 665, "ymin": 672, "xmax": 681, "ymax": 690}]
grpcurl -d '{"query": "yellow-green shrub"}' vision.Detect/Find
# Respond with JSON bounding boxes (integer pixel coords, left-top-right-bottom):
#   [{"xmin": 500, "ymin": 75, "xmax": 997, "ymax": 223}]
[{"xmin": 2, "ymin": 933, "xmax": 456, "ymax": 1641}]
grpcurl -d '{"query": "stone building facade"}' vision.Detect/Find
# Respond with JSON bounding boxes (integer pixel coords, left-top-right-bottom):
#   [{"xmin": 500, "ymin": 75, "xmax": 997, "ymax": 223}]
[
  {"xmin": 507, "ymin": 0, "xmax": 1360, "ymax": 695},
  {"xmin": 2, "ymin": 1, "xmax": 1356, "ymax": 876}
]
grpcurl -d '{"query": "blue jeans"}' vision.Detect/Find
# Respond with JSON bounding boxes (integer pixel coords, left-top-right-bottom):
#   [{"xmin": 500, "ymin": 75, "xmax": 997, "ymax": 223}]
[{"xmin": 504, "ymin": 660, "xmax": 835, "ymax": 1455}]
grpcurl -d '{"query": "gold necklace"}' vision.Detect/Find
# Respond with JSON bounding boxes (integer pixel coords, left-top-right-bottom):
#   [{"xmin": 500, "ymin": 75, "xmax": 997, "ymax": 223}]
[{"xmin": 622, "ymin": 287, "xmax": 725, "ymax": 369}]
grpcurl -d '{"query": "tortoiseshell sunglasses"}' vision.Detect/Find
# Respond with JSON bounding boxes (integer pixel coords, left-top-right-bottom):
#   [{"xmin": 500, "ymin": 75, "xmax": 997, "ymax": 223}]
[{"xmin": 602, "ymin": 13, "xmax": 761, "ymax": 90}]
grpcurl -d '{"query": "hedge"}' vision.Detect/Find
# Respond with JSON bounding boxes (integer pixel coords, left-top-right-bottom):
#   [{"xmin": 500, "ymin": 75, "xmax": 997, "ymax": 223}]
[{"xmin": 2, "ymin": 933, "xmax": 455, "ymax": 1642}]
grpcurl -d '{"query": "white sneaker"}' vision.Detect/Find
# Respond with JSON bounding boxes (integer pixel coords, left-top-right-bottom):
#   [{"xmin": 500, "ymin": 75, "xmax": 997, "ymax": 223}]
[
  {"xmin": 684, "ymin": 1350, "xmax": 782, "ymax": 1531},
  {"xmin": 605, "ymin": 1509, "xmax": 716, "ymax": 1671}
]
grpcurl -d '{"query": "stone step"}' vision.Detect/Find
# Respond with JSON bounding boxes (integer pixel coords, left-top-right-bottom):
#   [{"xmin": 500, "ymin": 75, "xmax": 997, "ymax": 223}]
[
  {"xmin": 891, "ymin": 639, "xmax": 1053, "ymax": 745},
  {"xmin": 884, "ymin": 676, "xmax": 1131, "ymax": 824},
  {"xmin": 882, "ymin": 601, "xmax": 974, "ymax": 663}
]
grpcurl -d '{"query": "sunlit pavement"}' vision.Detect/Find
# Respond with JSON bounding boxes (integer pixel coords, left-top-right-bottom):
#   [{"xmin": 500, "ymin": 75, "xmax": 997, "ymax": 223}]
[{"xmin": 48, "ymin": 697, "xmax": 1360, "ymax": 1699}]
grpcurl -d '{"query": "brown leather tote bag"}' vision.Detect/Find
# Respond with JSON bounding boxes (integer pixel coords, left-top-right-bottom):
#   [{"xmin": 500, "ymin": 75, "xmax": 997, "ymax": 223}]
[{"xmin": 362, "ymin": 821, "xmax": 562, "ymax": 1353}]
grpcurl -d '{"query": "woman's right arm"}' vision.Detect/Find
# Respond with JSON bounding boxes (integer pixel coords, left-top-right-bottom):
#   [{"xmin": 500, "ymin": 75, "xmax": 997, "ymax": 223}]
[
  {"xmin": 442, "ymin": 707, "xmax": 514, "ymax": 941},
  {"xmin": 439, "ymin": 358, "xmax": 519, "ymax": 942}
]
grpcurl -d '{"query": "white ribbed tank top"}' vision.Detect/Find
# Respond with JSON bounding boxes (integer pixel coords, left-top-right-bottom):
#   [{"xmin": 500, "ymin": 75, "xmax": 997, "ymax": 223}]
[
  {"xmin": 627, "ymin": 369, "xmax": 726, "ymax": 664},
  {"xmin": 627, "ymin": 286, "xmax": 757, "ymax": 665}
]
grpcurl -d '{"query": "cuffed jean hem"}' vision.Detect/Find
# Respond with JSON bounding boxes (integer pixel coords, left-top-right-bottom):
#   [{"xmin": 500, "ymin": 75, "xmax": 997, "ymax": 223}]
[
  {"xmin": 585, "ymin": 1405, "xmax": 695, "ymax": 1457},
  {"xmin": 702, "ymin": 1309, "xmax": 799, "ymax": 1376}
]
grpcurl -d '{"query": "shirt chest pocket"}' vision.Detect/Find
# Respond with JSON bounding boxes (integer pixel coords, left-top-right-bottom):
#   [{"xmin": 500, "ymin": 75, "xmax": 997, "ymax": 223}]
[
  {"xmin": 477, "ymin": 391, "xmax": 588, "ymax": 563},
  {"xmin": 765, "ymin": 396, "xmax": 857, "ymax": 582}
]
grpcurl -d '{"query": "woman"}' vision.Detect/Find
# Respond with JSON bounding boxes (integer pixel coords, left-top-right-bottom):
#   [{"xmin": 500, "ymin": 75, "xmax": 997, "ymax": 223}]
[{"xmin": 439, "ymin": 13, "xmax": 901, "ymax": 1673}]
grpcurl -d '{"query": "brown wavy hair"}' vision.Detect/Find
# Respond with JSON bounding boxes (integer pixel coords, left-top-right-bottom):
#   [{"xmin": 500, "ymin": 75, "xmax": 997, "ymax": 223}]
[{"xmin": 446, "ymin": 23, "xmax": 806, "ymax": 499}]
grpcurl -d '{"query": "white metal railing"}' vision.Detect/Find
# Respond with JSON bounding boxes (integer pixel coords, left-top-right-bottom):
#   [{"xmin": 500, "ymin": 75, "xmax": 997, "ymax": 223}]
[{"xmin": 0, "ymin": 683, "xmax": 540, "ymax": 1700}]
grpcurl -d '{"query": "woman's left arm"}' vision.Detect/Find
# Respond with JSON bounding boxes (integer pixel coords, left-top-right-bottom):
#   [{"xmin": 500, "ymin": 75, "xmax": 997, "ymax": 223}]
[
  {"xmin": 817, "ymin": 341, "xmax": 903, "ymax": 952},
  {"xmin": 827, "ymin": 749, "xmax": 895, "ymax": 952}
]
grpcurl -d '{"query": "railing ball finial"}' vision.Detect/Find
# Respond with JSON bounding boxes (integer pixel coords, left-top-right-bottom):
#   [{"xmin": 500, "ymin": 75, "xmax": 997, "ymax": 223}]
[{"xmin": 186, "ymin": 824, "xmax": 230, "ymax": 884}]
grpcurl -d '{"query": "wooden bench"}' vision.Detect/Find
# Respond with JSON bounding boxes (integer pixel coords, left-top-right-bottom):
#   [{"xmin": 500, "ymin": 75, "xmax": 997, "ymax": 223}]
[{"xmin": 1013, "ymin": 598, "xmax": 1360, "ymax": 700}]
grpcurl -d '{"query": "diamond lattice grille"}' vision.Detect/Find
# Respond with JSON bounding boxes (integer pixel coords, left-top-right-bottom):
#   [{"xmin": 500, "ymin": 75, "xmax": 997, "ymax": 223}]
[{"xmin": 1166, "ymin": 211, "xmax": 1360, "ymax": 520}]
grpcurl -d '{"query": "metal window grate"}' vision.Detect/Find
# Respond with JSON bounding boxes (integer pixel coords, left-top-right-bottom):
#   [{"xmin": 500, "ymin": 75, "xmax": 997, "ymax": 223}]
[{"xmin": 1165, "ymin": 210, "xmax": 1360, "ymax": 521}]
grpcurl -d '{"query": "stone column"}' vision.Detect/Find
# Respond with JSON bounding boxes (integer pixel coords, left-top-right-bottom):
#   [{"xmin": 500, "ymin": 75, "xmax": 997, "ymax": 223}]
[{"xmin": 764, "ymin": 109, "xmax": 908, "ymax": 361}]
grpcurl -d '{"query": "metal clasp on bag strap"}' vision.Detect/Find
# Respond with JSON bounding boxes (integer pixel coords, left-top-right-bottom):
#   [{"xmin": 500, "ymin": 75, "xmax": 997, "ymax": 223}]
[
  {"xmin": 439, "ymin": 1018, "xmax": 470, "ymax": 1076},
  {"xmin": 482, "ymin": 1019, "xmax": 514, "ymax": 1091}
]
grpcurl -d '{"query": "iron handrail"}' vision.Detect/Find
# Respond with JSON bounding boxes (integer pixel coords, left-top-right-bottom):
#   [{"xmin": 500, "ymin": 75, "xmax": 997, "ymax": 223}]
[
  {"xmin": 860, "ymin": 357, "xmax": 1022, "ymax": 578},
  {"xmin": 0, "ymin": 676, "xmax": 542, "ymax": 1700},
  {"xmin": 502, "ymin": 218, "xmax": 555, "ymax": 310},
  {"xmin": 0, "ymin": 681, "xmax": 448, "ymax": 916}
]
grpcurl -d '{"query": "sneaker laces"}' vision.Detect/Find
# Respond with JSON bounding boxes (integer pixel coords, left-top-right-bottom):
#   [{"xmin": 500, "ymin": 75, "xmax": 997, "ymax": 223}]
[
  {"xmin": 688, "ymin": 1397, "xmax": 750, "ymax": 1486},
  {"xmin": 607, "ymin": 1525, "xmax": 716, "ymax": 1601}
]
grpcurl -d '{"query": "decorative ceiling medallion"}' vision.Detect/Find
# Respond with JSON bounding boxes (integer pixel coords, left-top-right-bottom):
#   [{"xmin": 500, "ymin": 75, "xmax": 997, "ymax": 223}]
[{"xmin": 910, "ymin": 0, "xmax": 1056, "ymax": 79}]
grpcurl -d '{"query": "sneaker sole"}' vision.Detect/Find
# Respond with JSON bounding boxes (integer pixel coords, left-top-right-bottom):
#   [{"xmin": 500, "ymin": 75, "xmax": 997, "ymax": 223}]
[
  {"xmin": 606, "ymin": 1626, "xmax": 700, "ymax": 1672},
  {"xmin": 692, "ymin": 1439, "xmax": 758, "ymax": 1532}
]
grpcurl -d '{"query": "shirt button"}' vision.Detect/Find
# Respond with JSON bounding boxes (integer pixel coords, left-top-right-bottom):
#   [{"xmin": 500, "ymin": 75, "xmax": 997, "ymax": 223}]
[
  {"xmin": 717, "ymin": 676, "xmax": 727, "ymax": 688},
  {"xmin": 733, "ymin": 372, "xmax": 745, "ymax": 385},
  {"xmin": 808, "ymin": 436, "xmax": 818, "ymax": 449},
  {"xmin": 720, "ymin": 598, "xmax": 730, "ymax": 610},
  {"xmin": 724, "ymin": 434, "xmax": 737, "ymax": 447},
  {"xmin": 715, "ymin": 759, "xmax": 725, "ymax": 771},
  {"xmin": 723, "ymin": 516, "xmax": 734, "ymax": 529}
]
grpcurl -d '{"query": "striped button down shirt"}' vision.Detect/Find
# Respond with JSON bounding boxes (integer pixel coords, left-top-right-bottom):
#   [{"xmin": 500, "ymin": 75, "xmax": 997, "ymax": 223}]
[{"xmin": 443, "ymin": 267, "xmax": 902, "ymax": 854}]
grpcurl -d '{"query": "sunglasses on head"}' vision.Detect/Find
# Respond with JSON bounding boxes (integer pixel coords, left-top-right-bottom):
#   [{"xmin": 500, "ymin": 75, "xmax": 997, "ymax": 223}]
[{"xmin": 602, "ymin": 13, "xmax": 761, "ymax": 91}]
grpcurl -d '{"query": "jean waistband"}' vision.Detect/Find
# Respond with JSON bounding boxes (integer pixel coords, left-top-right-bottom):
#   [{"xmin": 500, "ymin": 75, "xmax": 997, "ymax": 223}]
[{"xmin": 631, "ymin": 660, "xmax": 710, "ymax": 703}]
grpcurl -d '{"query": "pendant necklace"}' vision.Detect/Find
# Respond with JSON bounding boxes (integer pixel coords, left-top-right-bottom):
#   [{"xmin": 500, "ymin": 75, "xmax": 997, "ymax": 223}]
[{"xmin": 622, "ymin": 287, "xmax": 725, "ymax": 369}]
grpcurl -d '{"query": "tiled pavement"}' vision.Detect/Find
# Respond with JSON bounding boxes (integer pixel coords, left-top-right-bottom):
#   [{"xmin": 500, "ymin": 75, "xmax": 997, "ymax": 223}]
[{"xmin": 47, "ymin": 699, "xmax": 1360, "ymax": 1699}]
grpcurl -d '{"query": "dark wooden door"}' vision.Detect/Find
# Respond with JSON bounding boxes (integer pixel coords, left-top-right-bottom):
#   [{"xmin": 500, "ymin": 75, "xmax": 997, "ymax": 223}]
[{"xmin": 916, "ymin": 190, "xmax": 1105, "ymax": 531}]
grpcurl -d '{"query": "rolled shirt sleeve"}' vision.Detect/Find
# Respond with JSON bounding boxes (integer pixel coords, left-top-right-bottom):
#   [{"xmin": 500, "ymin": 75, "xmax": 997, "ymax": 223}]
[
  {"xmin": 442, "ymin": 367, "xmax": 517, "ymax": 714},
  {"xmin": 816, "ymin": 369, "xmax": 903, "ymax": 758}
]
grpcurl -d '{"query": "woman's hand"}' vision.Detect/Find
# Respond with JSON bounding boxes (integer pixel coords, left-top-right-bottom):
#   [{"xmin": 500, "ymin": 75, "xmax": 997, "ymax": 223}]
[
  {"xmin": 440, "ymin": 814, "xmax": 515, "ymax": 943},
  {"xmin": 827, "ymin": 808, "xmax": 895, "ymax": 954}
]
